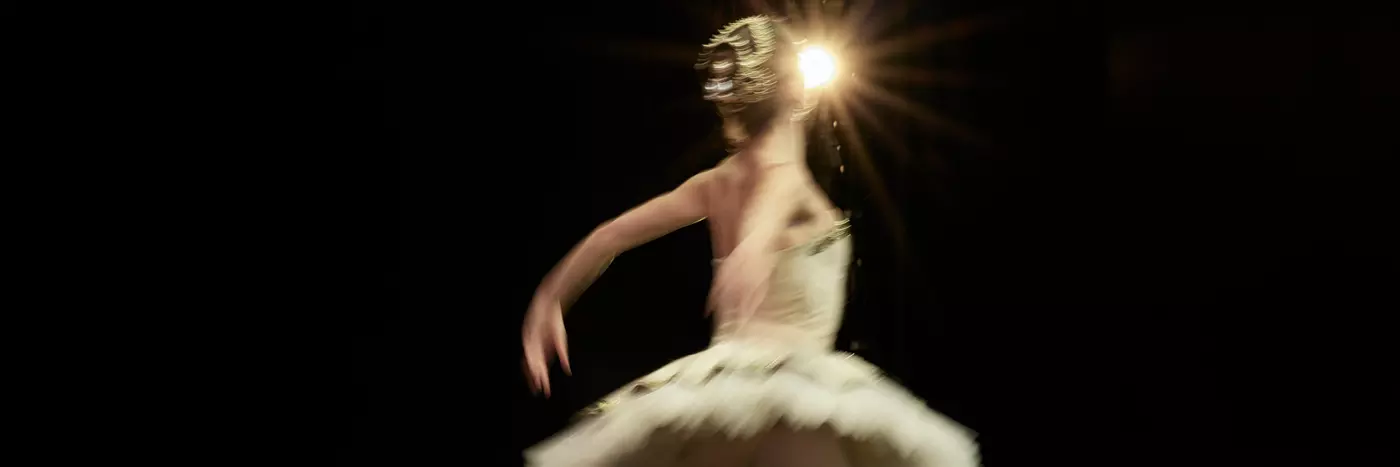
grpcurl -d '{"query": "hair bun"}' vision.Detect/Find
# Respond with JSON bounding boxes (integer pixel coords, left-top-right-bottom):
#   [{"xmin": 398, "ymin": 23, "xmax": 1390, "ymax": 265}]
[{"xmin": 696, "ymin": 16, "xmax": 785, "ymax": 114}]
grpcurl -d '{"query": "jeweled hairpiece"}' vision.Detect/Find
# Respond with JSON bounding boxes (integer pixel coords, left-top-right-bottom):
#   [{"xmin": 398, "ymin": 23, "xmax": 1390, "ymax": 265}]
[{"xmin": 696, "ymin": 15, "xmax": 818, "ymax": 122}]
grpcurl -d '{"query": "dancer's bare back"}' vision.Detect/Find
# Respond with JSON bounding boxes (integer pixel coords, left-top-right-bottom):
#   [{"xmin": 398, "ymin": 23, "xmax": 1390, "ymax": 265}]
[{"xmin": 703, "ymin": 156, "xmax": 840, "ymax": 259}]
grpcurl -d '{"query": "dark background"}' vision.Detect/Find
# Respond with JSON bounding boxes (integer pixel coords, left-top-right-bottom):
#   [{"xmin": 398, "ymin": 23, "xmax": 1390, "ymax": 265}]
[{"xmin": 332, "ymin": 1, "xmax": 1394, "ymax": 465}]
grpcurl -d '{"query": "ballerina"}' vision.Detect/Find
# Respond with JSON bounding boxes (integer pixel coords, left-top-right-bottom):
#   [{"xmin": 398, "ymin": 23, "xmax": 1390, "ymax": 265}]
[{"xmin": 522, "ymin": 15, "xmax": 979, "ymax": 467}]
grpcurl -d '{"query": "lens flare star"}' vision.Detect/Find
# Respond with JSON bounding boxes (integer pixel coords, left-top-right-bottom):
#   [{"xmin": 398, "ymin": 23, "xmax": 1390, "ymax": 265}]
[{"xmin": 799, "ymin": 45, "xmax": 838, "ymax": 89}]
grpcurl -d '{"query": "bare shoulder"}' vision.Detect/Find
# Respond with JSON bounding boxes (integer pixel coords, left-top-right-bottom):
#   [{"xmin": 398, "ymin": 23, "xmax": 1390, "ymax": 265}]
[
  {"xmin": 706, "ymin": 157, "xmax": 737, "ymax": 180},
  {"xmin": 672, "ymin": 166, "xmax": 725, "ymax": 218},
  {"xmin": 682, "ymin": 166, "xmax": 722, "ymax": 191},
  {"xmin": 686, "ymin": 156, "xmax": 749, "ymax": 192}
]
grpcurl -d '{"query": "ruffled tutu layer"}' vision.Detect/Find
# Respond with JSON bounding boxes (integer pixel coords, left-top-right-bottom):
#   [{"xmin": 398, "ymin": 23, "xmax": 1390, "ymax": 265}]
[{"xmin": 525, "ymin": 341, "xmax": 979, "ymax": 466}]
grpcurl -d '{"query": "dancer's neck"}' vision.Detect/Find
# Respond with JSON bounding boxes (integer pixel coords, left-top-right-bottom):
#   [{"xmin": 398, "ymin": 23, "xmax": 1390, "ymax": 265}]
[{"xmin": 734, "ymin": 120, "xmax": 805, "ymax": 172}]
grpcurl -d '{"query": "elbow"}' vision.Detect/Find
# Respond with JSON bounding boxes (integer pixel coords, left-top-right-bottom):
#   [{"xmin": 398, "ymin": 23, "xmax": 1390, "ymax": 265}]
[{"xmin": 586, "ymin": 221, "xmax": 623, "ymax": 256}]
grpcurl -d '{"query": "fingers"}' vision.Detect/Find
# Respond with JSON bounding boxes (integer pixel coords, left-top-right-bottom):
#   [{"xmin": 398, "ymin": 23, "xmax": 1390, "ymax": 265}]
[
  {"xmin": 552, "ymin": 315, "xmax": 571, "ymax": 376},
  {"xmin": 533, "ymin": 349, "xmax": 552, "ymax": 397},
  {"xmin": 522, "ymin": 356, "xmax": 546, "ymax": 396},
  {"xmin": 523, "ymin": 343, "xmax": 545, "ymax": 394},
  {"xmin": 522, "ymin": 309, "xmax": 570, "ymax": 398},
  {"xmin": 522, "ymin": 327, "xmax": 552, "ymax": 396}
]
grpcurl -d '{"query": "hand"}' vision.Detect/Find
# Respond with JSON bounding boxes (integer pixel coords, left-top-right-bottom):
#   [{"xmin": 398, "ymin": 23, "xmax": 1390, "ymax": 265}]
[
  {"xmin": 708, "ymin": 240, "xmax": 776, "ymax": 324},
  {"xmin": 522, "ymin": 298, "xmax": 570, "ymax": 397}
]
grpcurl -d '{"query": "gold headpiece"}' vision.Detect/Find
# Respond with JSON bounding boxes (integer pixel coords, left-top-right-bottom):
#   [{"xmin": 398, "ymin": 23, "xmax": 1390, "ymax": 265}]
[{"xmin": 696, "ymin": 16, "xmax": 819, "ymax": 122}]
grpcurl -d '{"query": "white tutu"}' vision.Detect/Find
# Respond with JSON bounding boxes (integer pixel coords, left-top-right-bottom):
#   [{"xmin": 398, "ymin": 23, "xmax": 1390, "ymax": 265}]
[
  {"xmin": 528, "ymin": 220, "xmax": 978, "ymax": 466},
  {"xmin": 525, "ymin": 341, "xmax": 979, "ymax": 467}
]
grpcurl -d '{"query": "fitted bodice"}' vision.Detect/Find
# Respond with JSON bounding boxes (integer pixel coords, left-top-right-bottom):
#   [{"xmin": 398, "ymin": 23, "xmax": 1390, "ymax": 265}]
[{"xmin": 711, "ymin": 219, "xmax": 853, "ymax": 351}]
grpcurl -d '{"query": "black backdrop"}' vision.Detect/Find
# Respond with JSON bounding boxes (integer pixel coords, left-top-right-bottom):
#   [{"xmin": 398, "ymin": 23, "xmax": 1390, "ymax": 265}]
[{"xmin": 334, "ymin": 1, "xmax": 1395, "ymax": 465}]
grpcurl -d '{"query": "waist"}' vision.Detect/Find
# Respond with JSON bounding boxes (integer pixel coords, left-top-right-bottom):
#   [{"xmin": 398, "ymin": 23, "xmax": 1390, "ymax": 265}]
[{"xmin": 710, "ymin": 319, "xmax": 836, "ymax": 352}]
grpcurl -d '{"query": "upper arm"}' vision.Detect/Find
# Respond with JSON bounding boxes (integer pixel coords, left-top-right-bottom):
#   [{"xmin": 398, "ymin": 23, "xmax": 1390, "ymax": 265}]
[{"xmin": 590, "ymin": 171, "xmax": 713, "ymax": 255}]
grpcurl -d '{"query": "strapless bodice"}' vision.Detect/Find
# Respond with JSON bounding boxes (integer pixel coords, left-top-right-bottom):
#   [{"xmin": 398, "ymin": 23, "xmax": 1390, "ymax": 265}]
[{"xmin": 711, "ymin": 219, "xmax": 852, "ymax": 351}]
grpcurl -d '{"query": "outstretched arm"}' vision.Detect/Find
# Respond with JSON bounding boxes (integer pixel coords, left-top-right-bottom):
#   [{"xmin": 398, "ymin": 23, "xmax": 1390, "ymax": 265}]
[
  {"xmin": 533, "ymin": 171, "xmax": 713, "ymax": 308},
  {"xmin": 524, "ymin": 171, "xmax": 712, "ymax": 396}
]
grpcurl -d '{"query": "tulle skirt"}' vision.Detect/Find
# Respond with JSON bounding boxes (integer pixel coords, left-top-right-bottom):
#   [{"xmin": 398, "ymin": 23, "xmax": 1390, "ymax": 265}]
[{"xmin": 525, "ymin": 340, "xmax": 979, "ymax": 467}]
